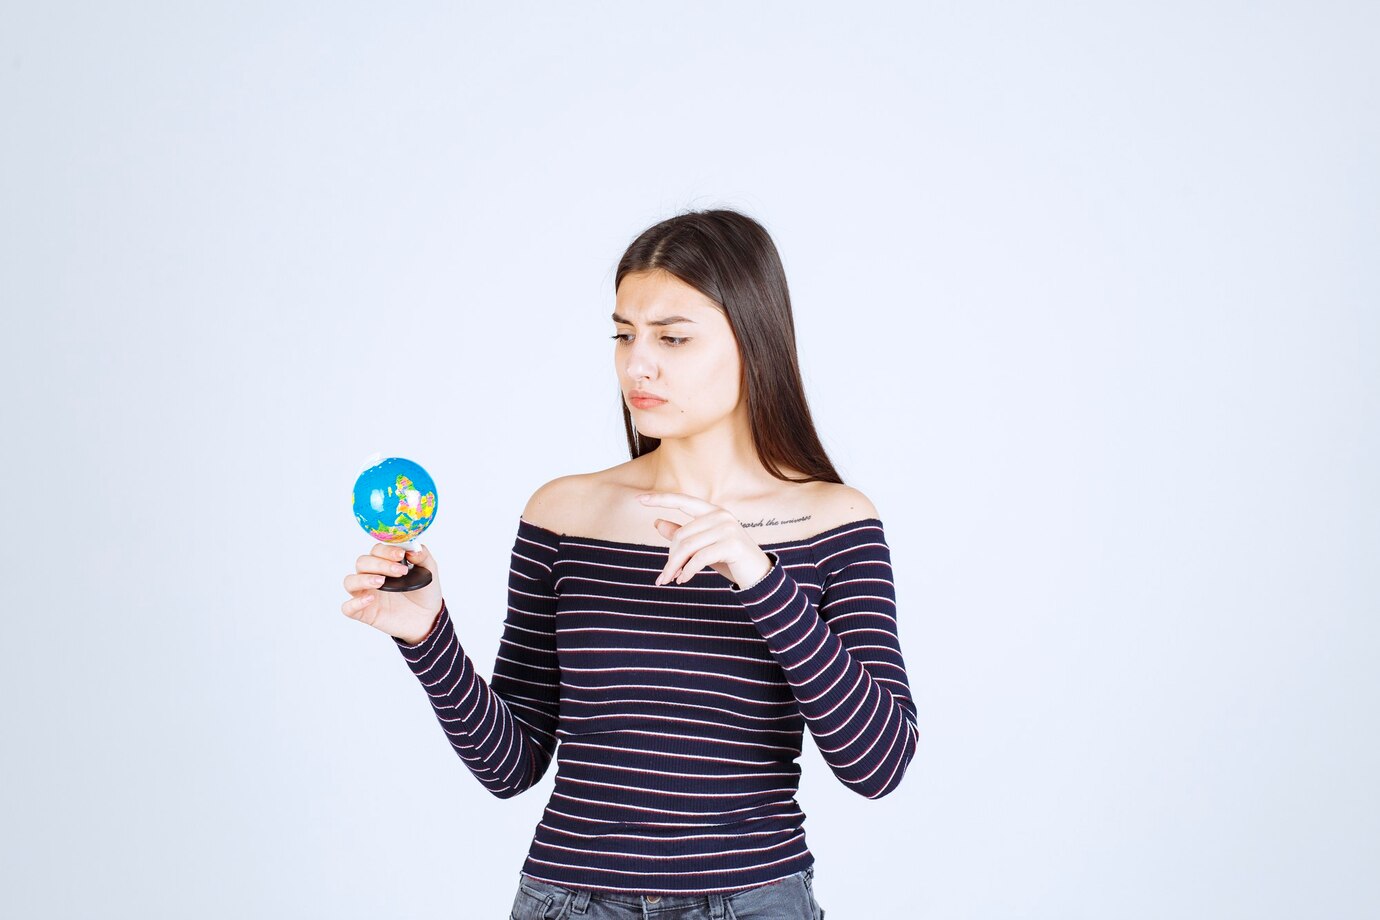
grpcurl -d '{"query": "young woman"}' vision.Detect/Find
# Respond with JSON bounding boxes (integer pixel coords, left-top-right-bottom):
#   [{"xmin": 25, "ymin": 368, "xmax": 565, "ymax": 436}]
[{"xmin": 341, "ymin": 209, "xmax": 918, "ymax": 919}]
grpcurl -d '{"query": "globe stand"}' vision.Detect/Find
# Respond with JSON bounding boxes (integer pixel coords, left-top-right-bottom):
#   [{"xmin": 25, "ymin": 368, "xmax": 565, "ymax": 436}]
[{"xmin": 378, "ymin": 561, "xmax": 433, "ymax": 592}]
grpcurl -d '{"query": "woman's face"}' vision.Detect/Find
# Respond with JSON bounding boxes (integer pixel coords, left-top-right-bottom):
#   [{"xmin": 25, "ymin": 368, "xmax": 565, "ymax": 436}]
[{"xmin": 612, "ymin": 269, "xmax": 745, "ymax": 440}]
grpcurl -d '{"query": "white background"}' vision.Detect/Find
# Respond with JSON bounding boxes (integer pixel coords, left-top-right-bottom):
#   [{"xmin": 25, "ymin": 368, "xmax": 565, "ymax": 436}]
[{"xmin": 2, "ymin": 2, "xmax": 1376, "ymax": 917}]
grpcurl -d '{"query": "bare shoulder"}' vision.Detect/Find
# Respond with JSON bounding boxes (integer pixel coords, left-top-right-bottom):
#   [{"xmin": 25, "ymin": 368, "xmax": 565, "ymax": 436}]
[
  {"xmin": 520, "ymin": 458, "xmax": 655, "ymax": 540},
  {"xmin": 818, "ymin": 482, "xmax": 881, "ymax": 526},
  {"xmin": 520, "ymin": 473, "xmax": 599, "ymax": 534}
]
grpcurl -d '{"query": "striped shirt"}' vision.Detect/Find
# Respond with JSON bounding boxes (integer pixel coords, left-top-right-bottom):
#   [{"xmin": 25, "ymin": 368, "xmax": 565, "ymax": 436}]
[{"xmin": 394, "ymin": 515, "xmax": 918, "ymax": 895}]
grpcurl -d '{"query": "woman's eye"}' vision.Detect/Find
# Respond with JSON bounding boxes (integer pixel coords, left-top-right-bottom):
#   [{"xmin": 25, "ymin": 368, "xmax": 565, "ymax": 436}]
[{"xmin": 609, "ymin": 333, "xmax": 688, "ymax": 346}]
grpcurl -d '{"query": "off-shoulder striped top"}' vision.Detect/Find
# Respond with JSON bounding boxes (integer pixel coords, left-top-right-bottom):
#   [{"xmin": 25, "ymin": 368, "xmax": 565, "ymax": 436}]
[{"xmin": 393, "ymin": 515, "xmax": 918, "ymax": 896}]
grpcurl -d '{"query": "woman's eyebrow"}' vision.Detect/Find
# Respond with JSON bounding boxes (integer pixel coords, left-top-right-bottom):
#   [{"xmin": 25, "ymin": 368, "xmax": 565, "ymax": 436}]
[{"xmin": 610, "ymin": 313, "xmax": 697, "ymax": 326}]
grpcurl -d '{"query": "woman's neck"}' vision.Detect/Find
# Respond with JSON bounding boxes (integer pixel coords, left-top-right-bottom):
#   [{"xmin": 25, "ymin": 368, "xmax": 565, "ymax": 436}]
[{"xmin": 641, "ymin": 439, "xmax": 794, "ymax": 506}]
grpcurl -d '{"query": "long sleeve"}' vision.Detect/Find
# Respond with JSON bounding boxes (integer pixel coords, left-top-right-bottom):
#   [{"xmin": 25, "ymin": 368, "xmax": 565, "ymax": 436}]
[
  {"xmin": 392, "ymin": 521, "xmax": 562, "ymax": 799},
  {"xmin": 728, "ymin": 519, "xmax": 919, "ymax": 799}
]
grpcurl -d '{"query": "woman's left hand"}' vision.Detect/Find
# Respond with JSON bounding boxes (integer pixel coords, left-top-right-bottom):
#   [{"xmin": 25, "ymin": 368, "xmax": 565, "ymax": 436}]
[{"xmin": 638, "ymin": 492, "xmax": 775, "ymax": 588}]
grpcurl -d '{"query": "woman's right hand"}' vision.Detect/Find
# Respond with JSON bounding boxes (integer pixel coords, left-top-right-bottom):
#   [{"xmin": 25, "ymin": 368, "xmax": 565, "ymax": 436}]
[{"xmin": 341, "ymin": 543, "xmax": 444, "ymax": 645}]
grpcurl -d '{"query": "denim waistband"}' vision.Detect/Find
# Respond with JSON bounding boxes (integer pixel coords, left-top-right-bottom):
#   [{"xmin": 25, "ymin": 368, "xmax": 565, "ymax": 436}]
[{"xmin": 516, "ymin": 865, "xmax": 815, "ymax": 913}]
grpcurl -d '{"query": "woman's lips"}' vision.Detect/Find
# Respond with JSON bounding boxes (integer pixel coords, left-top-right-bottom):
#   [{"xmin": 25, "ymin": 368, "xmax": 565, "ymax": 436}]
[{"xmin": 630, "ymin": 396, "xmax": 666, "ymax": 409}]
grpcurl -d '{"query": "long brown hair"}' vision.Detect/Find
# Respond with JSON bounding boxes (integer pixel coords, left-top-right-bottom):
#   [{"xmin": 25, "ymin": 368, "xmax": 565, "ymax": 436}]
[{"xmin": 614, "ymin": 208, "xmax": 843, "ymax": 485}]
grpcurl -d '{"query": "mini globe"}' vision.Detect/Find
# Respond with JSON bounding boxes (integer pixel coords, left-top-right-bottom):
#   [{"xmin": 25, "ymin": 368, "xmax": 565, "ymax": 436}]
[{"xmin": 352, "ymin": 456, "xmax": 438, "ymax": 591}]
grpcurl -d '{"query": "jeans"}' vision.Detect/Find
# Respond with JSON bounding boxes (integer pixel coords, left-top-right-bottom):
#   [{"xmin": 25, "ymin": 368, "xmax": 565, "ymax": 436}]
[{"xmin": 508, "ymin": 866, "xmax": 826, "ymax": 920}]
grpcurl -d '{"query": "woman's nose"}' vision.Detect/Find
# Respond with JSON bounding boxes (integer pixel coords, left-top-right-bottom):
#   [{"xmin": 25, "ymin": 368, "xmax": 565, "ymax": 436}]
[{"xmin": 624, "ymin": 343, "xmax": 658, "ymax": 381}]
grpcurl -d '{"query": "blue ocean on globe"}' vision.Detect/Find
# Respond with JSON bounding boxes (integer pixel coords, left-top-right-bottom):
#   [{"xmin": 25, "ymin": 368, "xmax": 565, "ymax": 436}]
[{"xmin": 352, "ymin": 456, "xmax": 438, "ymax": 544}]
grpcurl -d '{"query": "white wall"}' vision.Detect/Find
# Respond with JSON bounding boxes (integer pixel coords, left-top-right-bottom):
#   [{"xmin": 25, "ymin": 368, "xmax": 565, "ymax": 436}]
[{"xmin": 2, "ymin": 2, "xmax": 1376, "ymax": 917}]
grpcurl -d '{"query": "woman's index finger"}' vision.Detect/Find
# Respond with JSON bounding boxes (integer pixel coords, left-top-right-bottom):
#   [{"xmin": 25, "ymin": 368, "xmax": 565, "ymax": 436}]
[{"xmin": 637, "ymin": 491, "xmax": 715, "ymax": 514}]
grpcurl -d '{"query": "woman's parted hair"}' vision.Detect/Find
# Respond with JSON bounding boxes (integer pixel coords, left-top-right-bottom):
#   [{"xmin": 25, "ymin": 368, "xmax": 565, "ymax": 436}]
[{"xmin": 614, "ymin": 208, "xmax": 842, "ymax": 485}]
